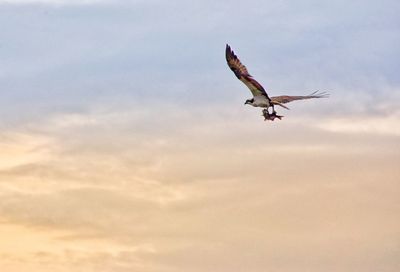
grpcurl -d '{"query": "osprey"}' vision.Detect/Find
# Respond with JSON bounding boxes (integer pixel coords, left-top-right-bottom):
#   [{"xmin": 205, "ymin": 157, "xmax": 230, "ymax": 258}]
[{"xmin": 225, "ymin": 44, "xmax": 328, "ymax": 121}]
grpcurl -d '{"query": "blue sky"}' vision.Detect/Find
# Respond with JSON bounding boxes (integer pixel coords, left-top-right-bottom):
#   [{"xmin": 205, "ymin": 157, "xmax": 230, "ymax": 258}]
[
  {"xmin": 1, "ymin": 0, "xmax": 399, "ymax": 122},
  {"xmin": 0, "ymin": 1, "xmax": 399, "ymax": 271}
]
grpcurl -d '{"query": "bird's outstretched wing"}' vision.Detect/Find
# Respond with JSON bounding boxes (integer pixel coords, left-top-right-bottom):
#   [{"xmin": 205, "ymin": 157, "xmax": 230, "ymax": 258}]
[
  {"xmin": 225, "ymin": 44, "xmax": 270, "ymax": 100},
  {"xmin": 271, "ymin": 91, "xmax": 329, "ymax": 108}
]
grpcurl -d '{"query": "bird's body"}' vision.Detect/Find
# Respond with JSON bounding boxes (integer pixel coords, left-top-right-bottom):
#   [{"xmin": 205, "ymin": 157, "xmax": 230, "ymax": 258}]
[
  {"xmin": 225, "ymin": 44, "xmax": 328, "ymax": 121},
  {"xmin": 247, "ymin": 96, "xmax": 271, "ymax": 108}
]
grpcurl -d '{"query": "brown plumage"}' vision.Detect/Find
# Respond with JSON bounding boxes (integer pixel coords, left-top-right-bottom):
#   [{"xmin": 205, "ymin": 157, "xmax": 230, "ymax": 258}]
[
  {"xmin": 271, "ymin": 91, "xmax": 329, "ymax": 110},
  {"xmin": 225, "ymin": 44, "xmax": 329, "ymax": 120},
  {"xmin": 225, "ymin": 44, "xmax": 271, "ymax": 101}
]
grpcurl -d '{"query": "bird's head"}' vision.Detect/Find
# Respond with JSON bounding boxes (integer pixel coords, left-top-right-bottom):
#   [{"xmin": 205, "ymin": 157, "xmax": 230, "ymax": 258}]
[{"xmin": 244, "ymin": 99, "xmax": 254, "ymax": 105}]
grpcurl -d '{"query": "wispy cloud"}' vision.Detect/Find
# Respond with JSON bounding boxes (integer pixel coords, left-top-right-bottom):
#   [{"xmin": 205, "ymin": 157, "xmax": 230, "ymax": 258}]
[
  {"xmin": 0, "ymin": 132, "xmax": 52, "ymax": 169},
  {"xmin": 318, "ymin": 114, "xmax": 400, "ymax": 136}
]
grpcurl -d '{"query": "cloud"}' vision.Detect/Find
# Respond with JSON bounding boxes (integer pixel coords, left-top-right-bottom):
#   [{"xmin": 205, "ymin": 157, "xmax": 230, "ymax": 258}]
[
  {"xmin": 0, "ymin": 103, "xmax": 399, "ymax": 271},
  {"xmin": 318, "ymin": 115, "xmax": 400, "ymax": 136},
  {"xmin": 0, "ymin": 223, "xmax": 156, "ymax": 272},
  {"xmin": 0, "ymin": 132, "xmax": 53, "ymax": 170}
]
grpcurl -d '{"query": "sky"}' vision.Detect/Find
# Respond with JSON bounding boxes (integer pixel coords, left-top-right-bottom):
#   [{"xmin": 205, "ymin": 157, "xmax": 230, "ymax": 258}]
[{"xmin": 0, "ymin": 0, "xmax": 399, "ymax": 271}]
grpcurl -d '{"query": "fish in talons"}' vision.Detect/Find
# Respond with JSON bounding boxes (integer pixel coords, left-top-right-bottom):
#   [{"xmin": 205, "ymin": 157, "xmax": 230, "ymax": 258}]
[{"xmin": 262, "ymin": 109, "xmax": 283, "ymax": 121}]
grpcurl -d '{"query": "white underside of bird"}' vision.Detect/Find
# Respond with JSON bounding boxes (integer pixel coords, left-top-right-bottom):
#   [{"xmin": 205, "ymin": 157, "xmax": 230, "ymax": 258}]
[{"xmin": 247, "ymin": 95, "xmax": 271, "ymax": 108}]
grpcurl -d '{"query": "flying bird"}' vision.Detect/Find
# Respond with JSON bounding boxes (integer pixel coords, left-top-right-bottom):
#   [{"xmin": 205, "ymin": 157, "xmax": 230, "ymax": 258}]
[{"xmin": 225, "ymin": 44, "xmax": 328, "ymax": 121}]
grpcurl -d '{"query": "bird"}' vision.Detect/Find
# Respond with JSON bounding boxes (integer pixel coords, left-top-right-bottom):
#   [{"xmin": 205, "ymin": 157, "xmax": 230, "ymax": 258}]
[{"xmin": 225, "ymin": 44, "xmax": 328, "ymax": 121}]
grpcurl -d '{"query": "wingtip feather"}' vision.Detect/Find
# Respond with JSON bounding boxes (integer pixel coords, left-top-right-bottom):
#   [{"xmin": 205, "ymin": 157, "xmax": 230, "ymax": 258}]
[{"xmin": 309, "ymin": 90, "xmax": 330, "ymax": 98}]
